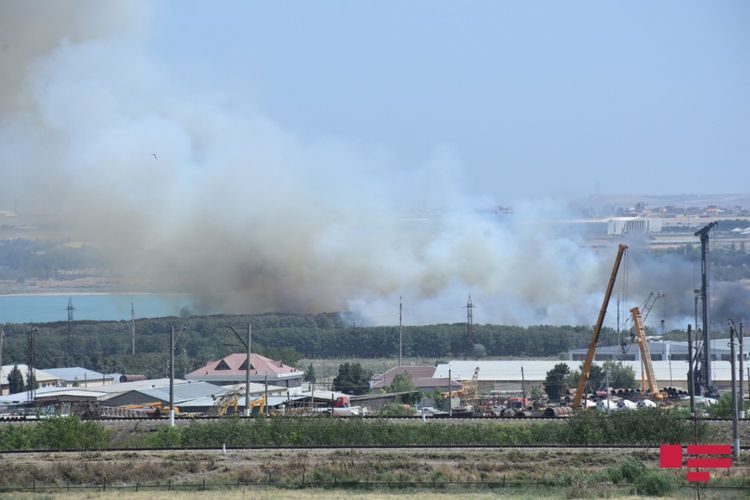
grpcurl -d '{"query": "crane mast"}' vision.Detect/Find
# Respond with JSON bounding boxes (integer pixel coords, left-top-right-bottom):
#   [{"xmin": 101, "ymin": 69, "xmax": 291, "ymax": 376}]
[
  {"xmin": 630, "ymin": 307, "xmax": 663, "ymax": 397},
  {"xmin": 573, "ymin": 244, "xmax": 628, "ymax": 408}
]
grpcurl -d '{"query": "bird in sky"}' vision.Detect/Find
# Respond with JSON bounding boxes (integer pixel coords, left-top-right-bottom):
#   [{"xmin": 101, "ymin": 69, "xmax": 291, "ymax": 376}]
[{"xmin": 152, "ymin": 153, "xmax": 157, "ymax": 160}]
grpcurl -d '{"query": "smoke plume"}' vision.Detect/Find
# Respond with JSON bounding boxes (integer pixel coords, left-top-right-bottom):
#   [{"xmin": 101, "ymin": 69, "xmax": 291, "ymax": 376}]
[{"xmin": 0, "ymin": 1, "xmax": 743, "ymax": 327}]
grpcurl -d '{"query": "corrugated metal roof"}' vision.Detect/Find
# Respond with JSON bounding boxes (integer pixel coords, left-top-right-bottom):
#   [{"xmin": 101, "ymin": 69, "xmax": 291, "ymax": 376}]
[
  {"xmin": 93, "ymin": 378, "xmax": 189, "ymax": 394},
  {"xmin": 0, "ymin": 386, "xmax": 108, "ymax": 404},
  {"xmin": 131, "ymin": 382, "xmax": 227, "ymax": 404},
  {"xmin": 42, "ymin": 367, "xmax": 112, "ymax": 382}
]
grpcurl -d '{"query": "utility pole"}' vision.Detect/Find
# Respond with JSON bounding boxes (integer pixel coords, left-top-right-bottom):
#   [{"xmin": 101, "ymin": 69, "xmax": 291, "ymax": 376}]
[
  {"xmin": 131, "ymin": 303, "xmax": 135, "ymax": 355},
  {"xmin": 169, "ymin": 326, "xmax": 175, "ymax": 427},
  {"xmin": 246, "ymin": 323, "xmax": 251, "ymax": 417},
  {"xmin": 466, "ymin": 295, "xmax": 474, "ymax": 345},
  {"xmin": 687, "ymin": 325, "xmax": 696, "ymax": 418},
  {"xmin": 66, "ymin": 297, "xmax": 75, "ymax": 339},
  {"xmin": 606, "ymin": 369, "xmax": 611, "ymax": 413},
  {"xmin": 264, "ymin": 375, "xmax": 269, "ymax": 417},
  {"xmin": 0, "ymin": 329, "xmax": 4, "ymax": 393},
  {"xmin": 26, "ymin": 328, "xmax": 37, "ymax": 404},
  {"xmin": 448, "ymin": 367, "xmax": 452, "ymax": 417},
  {"xmin": 521, "ymin": 366, "xmax": 526, "ymax": 399},
  {"xmin": 729, "ymin": 320, "xmax": 740, "ymax": 459},
  {"xmin": 739, "ymin": 323, "xmax": 745, "ymax": 418},
  {"xmin": 694, "ymin": 222, "xmax": 717, "ymax": 396},
  {"xmin": 399, "ymin": 297, "xmax": 403, "ymax": 367}
]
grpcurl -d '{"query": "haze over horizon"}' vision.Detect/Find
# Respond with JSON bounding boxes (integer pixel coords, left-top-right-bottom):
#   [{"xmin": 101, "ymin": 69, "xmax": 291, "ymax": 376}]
[{"xmin": 1, "ymin": 1, "xmax": 747, "ymax": 325}]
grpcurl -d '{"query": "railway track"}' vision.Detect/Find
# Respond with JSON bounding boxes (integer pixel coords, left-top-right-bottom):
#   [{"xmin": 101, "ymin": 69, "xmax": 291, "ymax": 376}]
[{"xmin": 0, "ymin": 415, "xmax": 748, "ymax": 423}]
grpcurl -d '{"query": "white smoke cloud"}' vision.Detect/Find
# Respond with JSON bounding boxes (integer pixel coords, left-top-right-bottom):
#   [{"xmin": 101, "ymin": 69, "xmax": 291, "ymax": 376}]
[{"xmin": 1, "ymin": 1, "xmax": 712, "ymax": 327}]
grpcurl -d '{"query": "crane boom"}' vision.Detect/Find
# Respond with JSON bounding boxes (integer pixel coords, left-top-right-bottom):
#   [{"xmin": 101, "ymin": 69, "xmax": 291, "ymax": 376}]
[
  {"xmin": 631, "ymin": 307, "xmax": 668, "ymax": 401},
  {"xmin": 631, "ymin": 307, "xmax": 658, "ymax": 393},
  {"xmin": 573, "ymin": 244, "xmax": 628, "ymax": 408}
]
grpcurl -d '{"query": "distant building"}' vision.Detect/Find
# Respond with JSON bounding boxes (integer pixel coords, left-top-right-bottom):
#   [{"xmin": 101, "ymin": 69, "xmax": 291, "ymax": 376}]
[
  {"xmin": 369, "ymin": 365, "xmax": 460, "ymax": 393},
  {"xmin": 186, "ymin": 353, "xmax": 304, "ymax": 388},
  {"xmin": 432, "ymin": 359, "xmax": 744, "ymax": 393},
  {"xmin": 43, "ymin": 367, "xmax": 116, "ymax": 388},
  {"xmin": 567, "ymin": 338, "xmax": 749, "ymax": 362},
  {"xmin": 0, "ymin": 364, "xmax": 60, "ymax": 395},
  {"xmin": 607, "ymin": 217, "xmax": 662, "ymax": 235}
]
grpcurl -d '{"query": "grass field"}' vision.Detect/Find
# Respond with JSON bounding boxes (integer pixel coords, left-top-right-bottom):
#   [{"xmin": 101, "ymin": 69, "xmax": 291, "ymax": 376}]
[{"xmin": 0, "ymin": 448, "xmax": 747, "ymax": 499}]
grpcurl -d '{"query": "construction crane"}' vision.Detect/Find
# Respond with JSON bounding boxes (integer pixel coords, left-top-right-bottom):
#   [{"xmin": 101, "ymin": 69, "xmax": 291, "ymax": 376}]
[
  {"xmin": 209, "ymin": 384, "xmax": 245, "ymax": 416},
  {"xmin": 639, "ymin": 291, "xmax": 664, "ymax": 324},
  {"xmin": 630, "ymin": 307, "xmax": 667, "ymax": 401},
  {"xmin": 573, "ymin": 244, "xmax": 628, "ymax": 408},
  {"xmin": 623, "ymin": 291, "xmax": 665, "ymax": 351}
]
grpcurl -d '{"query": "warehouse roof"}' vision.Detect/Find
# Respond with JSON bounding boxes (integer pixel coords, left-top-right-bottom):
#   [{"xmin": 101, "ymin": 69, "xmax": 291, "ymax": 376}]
[
  {"xmin": 42, "ymin": 367, "xmax": 114, "ymax": 383},
  {"xmin": 100, "ymin": 381, "xmax": 227, "ymax": 404},
  {"xmin": 1, "ymin": 364, "xmax": 59, "ymax": 386}
]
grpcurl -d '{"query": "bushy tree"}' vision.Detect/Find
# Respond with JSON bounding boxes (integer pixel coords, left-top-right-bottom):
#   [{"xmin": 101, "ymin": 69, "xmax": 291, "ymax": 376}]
[
  {"xmin": 333, "ymin": 362, "xmax": 372, "ymax": 395},
  {"xmin": 602, "ymin": 361, "xmax": 636, "ymax": 389},
  {"xmin": 566, "ymin": 361, "xmax": 636, "ymax": 393},
  {"xmin": 388, "ymin": 372, "xmax": 420, "ymax": 404},
  {"xmin": 543, "ymin": 363, "xmax": 570, "ymax": 401},
  {"xmin": 7, "ymin": 365, "xmax": 24, "ymax": 394},
  {"xmin": 304, "ymin": 363, "xmax": 317, "ymax": 384},
  {"xmin": 566, "ymin": 364, "xmax": 604, "ymax": 392},
  {"xmin": 388, "ymin": 372, "xmax": 417, "ymax": 393}
]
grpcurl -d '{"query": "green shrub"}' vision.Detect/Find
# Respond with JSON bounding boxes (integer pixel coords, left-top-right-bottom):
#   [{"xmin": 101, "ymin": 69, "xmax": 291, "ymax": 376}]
[
  {"xmin": 0, "ymin": 425, "xmax": 35, "ymax": 450},
  {"xmin": 564, "ymin": 409, "xmax": 706, "ymax": 445},
  {"xmin": 35, "ymin": 416, "xmax": 110, "ymax": 449},
  {"xmin": 149, "ymin": 425, "xmax": 183, "ymax": 448},
  {"xmin": 617, "ymin": 458, "xmax": 646, "ymax": 483},
  {"xmin": 635, "ymin": 471, "xmax": 672, "ymax": 496}
]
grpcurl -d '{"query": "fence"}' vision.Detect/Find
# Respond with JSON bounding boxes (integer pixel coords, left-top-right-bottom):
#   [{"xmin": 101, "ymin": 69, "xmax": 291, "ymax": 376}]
[{"xmin": 1, "ymin": 477, "xmax": 748, "ymax": 494}]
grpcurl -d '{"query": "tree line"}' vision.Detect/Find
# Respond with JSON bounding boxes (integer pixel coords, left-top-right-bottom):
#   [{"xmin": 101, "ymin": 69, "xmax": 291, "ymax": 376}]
[{"xmin": 1, "ymin": 313, "xmax": 620, "ymax": 378}]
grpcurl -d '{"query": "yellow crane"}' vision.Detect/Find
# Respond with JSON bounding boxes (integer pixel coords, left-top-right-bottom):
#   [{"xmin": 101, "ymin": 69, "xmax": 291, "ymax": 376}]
[
  {"xmin": 630, "ymin": 307, "xmax": 667, "ymax": 401},
  {"xmin": 573, "ymin": 244, "xmax": 628, "ymax": 408}
]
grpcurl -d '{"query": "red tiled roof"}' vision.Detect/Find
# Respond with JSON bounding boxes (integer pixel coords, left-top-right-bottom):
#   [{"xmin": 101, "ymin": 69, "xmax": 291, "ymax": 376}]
[{"xmin": 187, "ymin": 353, "xmax": 301, "ymax": 377}]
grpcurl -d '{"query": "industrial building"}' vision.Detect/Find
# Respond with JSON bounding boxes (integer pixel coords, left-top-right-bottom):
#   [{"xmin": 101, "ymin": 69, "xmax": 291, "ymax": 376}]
[
  {"xmin": 0, "ymin": 364, "xmax": 61, "ymax": 395},
  {"xmin": 432, "ymin": 359, "xmax": 747, "ymax": 394},
  {"xmin": 567, "ymin": 338, "xmax": 750, "ymax": 362},
  {"xmin": 42, "ymin": 367, "xmax": 116, "ymax": 388},
  {"xmin": 369, "ymin": 365, "xmax": 460, "ymax": 392},
  {"xmin": 607, "ymin": 217, "xmax": 662, "ymax": 235}
]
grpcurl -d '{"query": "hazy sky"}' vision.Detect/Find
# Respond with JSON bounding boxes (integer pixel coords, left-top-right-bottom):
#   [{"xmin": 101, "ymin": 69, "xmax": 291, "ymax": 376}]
[{"xmin": 147, "ymin": 1, "xmax": 749, "ymax": 200}]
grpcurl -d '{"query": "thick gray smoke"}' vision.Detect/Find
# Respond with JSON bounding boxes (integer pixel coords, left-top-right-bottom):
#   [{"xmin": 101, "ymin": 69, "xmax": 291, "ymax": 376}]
[{"xmin": 0, "ymin": 2, "xmax": 742, "ymax": 327}]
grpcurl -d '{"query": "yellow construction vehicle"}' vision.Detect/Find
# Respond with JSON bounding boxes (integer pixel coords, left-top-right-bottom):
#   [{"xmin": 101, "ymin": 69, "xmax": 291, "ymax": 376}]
[
  {"xmin": 573, "ymin": 244, "xmax": 628, "ymax": 408},
  {"xmin": 125, "ymin": 402, "xmax": 179, "ymax": 417},
  {"xmin": 210, "ymin": 384, "xmax": 267, "ymax": 417},
  {"xmin": 630, "ymin": 307, "xmax": 668, "ymax": 401},
  {"xmin": 209, "ymin": 384, "xmax": 244, "ymax": 416}
]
